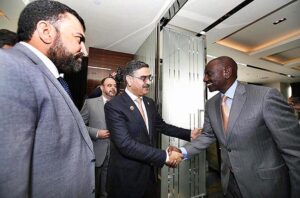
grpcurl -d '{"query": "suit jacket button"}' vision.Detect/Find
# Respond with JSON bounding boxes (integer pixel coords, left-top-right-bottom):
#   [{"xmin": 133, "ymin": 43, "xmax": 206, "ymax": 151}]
[{"xmin": 91, "ymin": 159, "xmax": 96, "ymax": 162}]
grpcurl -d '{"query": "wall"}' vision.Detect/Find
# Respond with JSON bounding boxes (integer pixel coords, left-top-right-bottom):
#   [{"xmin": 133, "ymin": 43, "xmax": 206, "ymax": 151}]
[
  {"xmin": 264, "ymin": 82, "xmax": 290, "ymax": 100},
  {"xmin": 87, "ymin": 48, "xmax": 134, "ymax": 95}
]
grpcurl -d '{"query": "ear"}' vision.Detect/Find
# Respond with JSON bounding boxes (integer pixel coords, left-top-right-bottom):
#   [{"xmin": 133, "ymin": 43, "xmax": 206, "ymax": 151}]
[
  {"xmin": 100, "ymin": 85, "xmax": 104, "ymax": 92},
  {"xmin": 36, "ymin": 20, "xmax": 57, "ymax": 44},
  {"xmin": 224, "ymin": 66, "xmax": 232, "ymax": 79},
  {"xmin": 125, "ymin": 75, "xmax": 132, "ymax": 87}
]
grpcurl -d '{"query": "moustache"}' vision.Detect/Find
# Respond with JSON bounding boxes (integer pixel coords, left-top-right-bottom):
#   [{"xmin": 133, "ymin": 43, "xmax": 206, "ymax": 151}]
[
  {"xmin": 74, "ymin": 52, "xmax": 84, "ymax": 60},
  {"xmin": 143, "ymin": 84, "xmax": 150, "ymax": 88}
]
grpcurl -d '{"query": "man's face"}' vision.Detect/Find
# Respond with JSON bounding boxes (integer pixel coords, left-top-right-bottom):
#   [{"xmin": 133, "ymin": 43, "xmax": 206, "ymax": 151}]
[
  {"xmin": 127, "ymin": 67, "xmax": 151, "ymax": 97},
  {"xmin": 203, "ymin": 60, "xmax": 227, "ymax": 93},
  {"xmin": 48, "ymin": 13, "xmax": 87, "ymax": 73},
  {"xmin": 101, "ymin": 78, "xmax": 117, "ymax": 99}
]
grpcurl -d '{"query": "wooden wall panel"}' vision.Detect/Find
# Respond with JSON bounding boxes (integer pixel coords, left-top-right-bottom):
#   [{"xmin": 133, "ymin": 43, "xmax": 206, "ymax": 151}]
[{"xmin": 87, "ymin": 47, "xmax": 134, "ymax": 95}]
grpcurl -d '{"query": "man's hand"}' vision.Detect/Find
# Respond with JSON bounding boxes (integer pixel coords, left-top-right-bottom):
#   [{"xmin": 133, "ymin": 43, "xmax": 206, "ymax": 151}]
[
  {"xmin": 165, "ymin": 146, "xmax": 183, "ymax": 168},
  {"xmin": 191, "ymin": 128, "xmax": 203, "ymax": 140},
  {"xmin": 96, "ymin": 130, "xmax": 110, "ymax": 139},
  {"xmin": 167, "ymin": 145, "xmax": 181, "ymax": 154}
]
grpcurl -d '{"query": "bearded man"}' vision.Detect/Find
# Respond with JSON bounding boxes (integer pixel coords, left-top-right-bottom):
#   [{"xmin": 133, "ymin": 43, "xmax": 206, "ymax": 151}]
[
  {"xmin": 0, "ymin": 1, "xmax": 95, "ymax": 197},
  {"xmin": 81, "ymin": 77, "xmax": 117, "ymax": 198}
]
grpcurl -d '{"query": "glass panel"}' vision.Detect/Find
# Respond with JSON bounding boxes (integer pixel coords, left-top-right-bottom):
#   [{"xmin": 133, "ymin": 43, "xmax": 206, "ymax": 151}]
[
  {"xmin": 161, "ymin": 27, "xmax": 206, "ymax": 198},
  {"xmin": 135, "ymin": 26, "xmax": 157, "ymax": 99}
]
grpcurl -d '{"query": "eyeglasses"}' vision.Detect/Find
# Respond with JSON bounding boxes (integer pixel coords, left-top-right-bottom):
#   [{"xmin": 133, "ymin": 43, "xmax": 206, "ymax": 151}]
[{"xmin": 130, "ymin": 75, "xmax": 153, "ymax": 82}]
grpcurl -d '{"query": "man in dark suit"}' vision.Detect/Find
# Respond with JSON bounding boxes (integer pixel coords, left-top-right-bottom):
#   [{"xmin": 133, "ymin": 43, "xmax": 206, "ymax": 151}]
[
  {"xmin": 104, "ymin": 60, "xmax": 202, "ymax": 198},
  {"xmin": 81, "ymin": 77, "xmax": 117, "ymax": 198},
  {"xmin": 0, "ymin": 1, "xmax": 95, "ymax": 197},
  {"xmin": 174, "ymin": 56, "xmax": 300, "ymax": 198}
]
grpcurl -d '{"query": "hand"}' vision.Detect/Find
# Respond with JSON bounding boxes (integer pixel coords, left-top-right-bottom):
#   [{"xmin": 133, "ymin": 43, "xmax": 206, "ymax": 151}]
[
  {"xmin": 191, "ymin": 128, "xmax": 202, "ymax": 140},
  {"xmin": 97, "ymin": 130, "xmax": 110, "ymax": 139},
  {"xmin": 167, "ymin": 145, "xmax": 181, "ymax": 155},
  {"xmin": 165, "ymin": 146, "xmax": 183, "ymax": 168}
]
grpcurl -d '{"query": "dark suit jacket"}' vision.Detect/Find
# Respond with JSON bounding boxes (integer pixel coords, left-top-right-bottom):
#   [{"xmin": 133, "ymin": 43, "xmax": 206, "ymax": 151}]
[
  {"xmin": 105, "ymin": 92, "xmax": 190, "ymax": 197},
  {"xmin": 184, "ymin": 82, "xmax": 300, "ymax": 198},
  {"xmin": 0, "ymin": 44, "xmax": 95, "ymax": 197}
]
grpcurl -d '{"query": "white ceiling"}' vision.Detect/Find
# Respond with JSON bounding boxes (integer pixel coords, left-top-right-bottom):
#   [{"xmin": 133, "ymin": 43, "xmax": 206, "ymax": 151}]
[{"xmin": 1, "ymin": 0, "xmax": 300, "ymax": 84}]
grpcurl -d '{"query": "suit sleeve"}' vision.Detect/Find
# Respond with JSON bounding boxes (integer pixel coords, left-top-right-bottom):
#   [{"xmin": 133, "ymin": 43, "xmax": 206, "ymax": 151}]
[
  {"xmin": 184, "ymin": 101, "xmax": 216, "ymax": 156},
  {"xmin": 80, "ymin": 100, "xmax": 98, "ymax": 140},
  {"xmin": 263, "ymin": 88, "xmax": 300, "ymax": 197},
  {"xmin": 105, "ymin": 101, "xmax": 166, "ymax": 168},
  {"xmin": 0, "ymin": 55, "xmax": 36, "ymax": 197}
]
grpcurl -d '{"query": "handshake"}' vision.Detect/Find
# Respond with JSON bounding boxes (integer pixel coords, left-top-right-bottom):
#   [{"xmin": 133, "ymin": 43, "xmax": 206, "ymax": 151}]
[
  {"xmin": 165, "ymin": 128, "xmax": 202, "ymax": 168},
  {"xmin": 165, "ymin": 146, "xmax": 183, "ymax": 168}
]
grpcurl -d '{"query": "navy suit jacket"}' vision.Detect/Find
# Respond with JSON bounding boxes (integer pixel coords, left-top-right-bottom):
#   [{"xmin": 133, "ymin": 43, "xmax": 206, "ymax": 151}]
[{"xmin": 105, "ymin": 92, "xmax": 190, "ymax": 197}]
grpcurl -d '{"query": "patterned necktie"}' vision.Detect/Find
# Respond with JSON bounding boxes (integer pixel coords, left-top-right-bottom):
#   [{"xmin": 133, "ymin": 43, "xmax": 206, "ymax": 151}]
[
  {"xmin": 57, "ymin": 77, "xmax": 72, "ymax": 98},
  {"xmin": 221, "ymin": 95, "xmax": 229, "ymax": 133},
  {"xmin": 136, "ymin": 97, "xmax": 146, "ymax": 124}
]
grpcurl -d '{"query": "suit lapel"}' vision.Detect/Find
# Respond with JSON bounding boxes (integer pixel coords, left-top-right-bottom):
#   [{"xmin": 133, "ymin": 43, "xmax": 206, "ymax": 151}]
[
  {"xmin": 214, "ymin": 94, "xmax": 226, "ymax": 142},
  {"xmin": 122, "ymin": 93, "xmax": 149, "ymax": 137},
  {"xmin": 144, "ymin": 97, "xmax": 153, "ymax": 139},
  {"xmin": 15, "ymin": 43, "xmax": 94, "ymax": 153},
  {"xmin": 97, "ymin": 96, "xmax": 106, "ymax": 128},
  {"xmin": 226, "ymin": 82, "xmax": 246, "ymax": 140}
]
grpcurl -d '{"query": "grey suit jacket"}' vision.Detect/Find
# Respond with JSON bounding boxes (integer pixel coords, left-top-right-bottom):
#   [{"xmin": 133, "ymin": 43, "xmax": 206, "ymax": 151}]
[
  {"xmin": 0, "ymin": 44, "xmax": 95, "ymax": 198},
  {"xmin": 81, "ymin": 96, "xmax": 110, "ymax": 167},
  {"xmin": 184, "ymin": 82, "xmax": 300, "ymax": 198}
]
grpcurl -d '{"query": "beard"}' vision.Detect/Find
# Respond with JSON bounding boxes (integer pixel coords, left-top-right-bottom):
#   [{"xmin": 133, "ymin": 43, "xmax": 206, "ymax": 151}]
[
  {"xmin": 48, "ymin": 33, "xmax": 84, "ymax": 74},
  {"xmin": 104, "ymin": 89, "xmax": 116, "ymax": 98}
]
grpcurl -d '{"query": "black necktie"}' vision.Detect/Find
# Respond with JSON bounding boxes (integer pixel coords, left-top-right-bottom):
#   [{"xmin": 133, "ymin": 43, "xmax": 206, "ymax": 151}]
[{"xmin": 57, "ymin": 77, "xmax": 72, "ymax": 98}]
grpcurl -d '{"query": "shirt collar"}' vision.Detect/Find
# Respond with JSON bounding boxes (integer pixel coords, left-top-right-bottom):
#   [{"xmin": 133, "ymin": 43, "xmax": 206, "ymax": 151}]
[
  {"xmin": 20, "ymin": 41, "xmax": 60, "ymax": 78},
  {"xmin": 223, "ymin": 80, "xmax": 238, "ymax": 99},
  {"xmin": 125, "ymin": 88, "xmax": 142, "ymax": 102},
  {"xmin": 102, "ymin": 95, "xmax": 108, "ymax": 104}
]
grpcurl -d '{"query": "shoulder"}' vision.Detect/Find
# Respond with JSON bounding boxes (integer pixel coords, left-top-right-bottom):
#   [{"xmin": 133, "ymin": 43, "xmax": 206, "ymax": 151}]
[
  {"xmin": 109, "ymin": 93, "xmax": 124, "ymax": 104},
  {"xmin": 0, "ymin": 44, "xmax": 40, "ymax": 78},
  {"xmin": 242, "ymin": 83, "xmax": 276, "ymax": 98},
  {"xmin": 143, "ymin": 96, "xmax": 155, "ymax": 104},
  {"xmin": 86, "ymin": 97, "xmax": 102, "ymax": 103},
  {"xmin": 206, "ymin": 92, "xmax": 221, "ymax": 104}
]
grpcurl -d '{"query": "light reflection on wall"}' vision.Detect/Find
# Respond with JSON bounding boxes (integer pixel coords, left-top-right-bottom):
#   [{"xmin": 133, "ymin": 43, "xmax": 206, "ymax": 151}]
[{"xmin": 161, "ymin": 27, "xmax": 206, "ymax": 198}]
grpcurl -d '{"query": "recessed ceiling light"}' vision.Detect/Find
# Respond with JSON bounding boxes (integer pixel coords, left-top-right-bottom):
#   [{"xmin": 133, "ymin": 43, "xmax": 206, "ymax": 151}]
[{"xmin": 273, "ymin": 18, "xmax": 286, "ymax": 25}]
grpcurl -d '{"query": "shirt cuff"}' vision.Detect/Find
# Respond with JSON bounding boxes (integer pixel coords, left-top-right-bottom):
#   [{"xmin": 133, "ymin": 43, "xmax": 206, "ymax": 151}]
[
  {"xmin": 165, "ymin": 150, "xmax": 169, "ymax": 162},
  {"xmin": 180, "ymin": 147, "xmax": 189, "ymax": 160}
]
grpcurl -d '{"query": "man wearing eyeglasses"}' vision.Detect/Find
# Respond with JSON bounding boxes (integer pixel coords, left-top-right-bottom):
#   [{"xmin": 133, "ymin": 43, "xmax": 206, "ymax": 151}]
[{"xmin": 104, "ymin": 60, "xmax": 201, "ymax": 198}]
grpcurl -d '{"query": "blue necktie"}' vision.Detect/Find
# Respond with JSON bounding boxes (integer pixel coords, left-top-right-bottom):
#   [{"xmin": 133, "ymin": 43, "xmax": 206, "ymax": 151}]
[{"xmin": 57, "ymin": 77, "xmax": 72, "ymax": 98}]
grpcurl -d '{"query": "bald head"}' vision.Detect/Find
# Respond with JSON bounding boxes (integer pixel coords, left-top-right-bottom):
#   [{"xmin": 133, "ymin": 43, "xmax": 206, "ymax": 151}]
[
  {"xmin": 210, "ymin": 56, "xmax": 238, "ymax": 79},
  {"xmin": 204, "ymin": 56, "xmax": 238, "ymax": 93}
]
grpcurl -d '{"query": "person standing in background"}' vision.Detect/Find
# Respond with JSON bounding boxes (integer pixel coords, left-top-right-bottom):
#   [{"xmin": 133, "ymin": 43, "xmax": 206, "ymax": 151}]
[
  {"xmin": 0, "ymin": 1, "xmax": 95, "ymax": 197},
  {"xmin": 81, "ymin": 77, "xmax": 117, "ymax": 198},
  {"xmin": 104, "ymin": 60, "xmax": 202, "ymax": 198},
  {"xmin": 0, "ymin": 29, "xmax": 17, "ymax": 48},
  {"xmin": 176, "ymin": 56, "xmax": 300, "ymax": 198}
]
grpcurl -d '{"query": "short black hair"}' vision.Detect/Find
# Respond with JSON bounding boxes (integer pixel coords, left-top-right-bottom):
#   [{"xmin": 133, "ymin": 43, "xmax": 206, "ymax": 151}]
[
  {"xmin": 123, "ymin": 60, "xmax": 149, "ymax": 77},
  {"xmin": 17, "ymin": 0, "xmax": 85, "ymax": 41},
  {"xmin": 100, "ymin": 77, "xmax": 116, "ymax": 86},
  {"xmin": 0, "ymin": 29, "xmax": 17, "ymax": 48}
]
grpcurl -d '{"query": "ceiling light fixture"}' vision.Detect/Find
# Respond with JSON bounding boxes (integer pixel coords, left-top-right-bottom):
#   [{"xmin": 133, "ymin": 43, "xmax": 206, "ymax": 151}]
[{"xmin": 273, "ymin": 17, "xmax": 286, "ymax": 25}]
